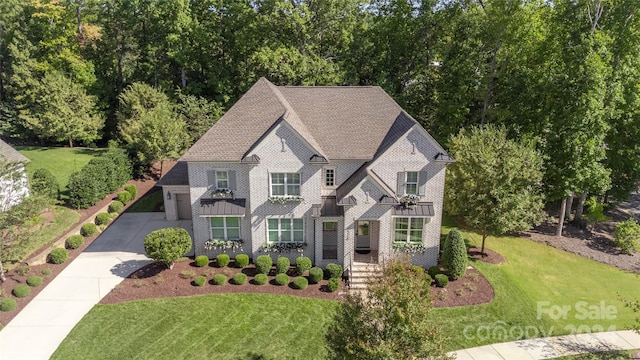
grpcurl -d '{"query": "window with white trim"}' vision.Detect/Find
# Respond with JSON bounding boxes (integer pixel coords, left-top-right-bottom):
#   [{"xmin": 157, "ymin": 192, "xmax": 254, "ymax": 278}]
[
  {"xmin": 393, "ymin": 217, "xmax": 424, "ymax": 242},
  {"xmin": 210, "ymin": 217, "xmax": 240, "ymax": 240},
  {"xmin": 216, "ymin": 170, "xmax": 229, "ymax": 190},
  {"xmin": 268, "ymin": 218, "xmax": 304, "ymax": 242},
  {"xmin": 324, "ymin": 168, "xmax": 335, "ymax": 188},
  {"xmin": 405, "ymin": 172, "xmax": 418, "ymax": 195},
  {"xmin": 270, "ymin": 173, "xmax": 300, "ymax": 196}
]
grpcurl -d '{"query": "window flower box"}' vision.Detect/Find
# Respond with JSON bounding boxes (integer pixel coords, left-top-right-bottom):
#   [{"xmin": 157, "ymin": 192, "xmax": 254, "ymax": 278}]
[
  {"xmin": 268, "ymin": 195, "xmax": 305, "ymax": 205},
  {"xmin": 211, "ymin": 189, "xmax": 234, "ymax": 199},
  {"xmin": 392, "ymin": 242, "xmax": 427, "ymax": 254},
  {"xmin": 400, "ymin": 194, "xmax": 420, "ymax": 208},
  {"xmin": 261, "ymin": 242, "xmax": 307, "ymax": 253},
  {"xmin": 204, "ymin": 239, "xmax": 243, "ymax": 251}
]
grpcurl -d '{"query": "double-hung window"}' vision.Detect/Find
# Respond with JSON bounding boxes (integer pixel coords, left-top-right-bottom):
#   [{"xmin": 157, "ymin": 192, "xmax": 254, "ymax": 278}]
[
  {"xmin": 270, "ymin": 173, "xmax": 300, "ymax": 196},
  {"xmin": 405, "ymin": 172, "xmax": 418, "ymax": 195},
  {"xmin": 393, "ymin": 217, "xmax": 424, "ymax": 242},
  {"xmin": 210, "ymin": 217, "xmax": 240, "ymax": 240},
  {"xmin": 268, "ymin": 218, "xmax": 304, "ymax": 242},
  {"xmin": 216, "ymin": 170, "xmax": 229, "ymax": 190}
]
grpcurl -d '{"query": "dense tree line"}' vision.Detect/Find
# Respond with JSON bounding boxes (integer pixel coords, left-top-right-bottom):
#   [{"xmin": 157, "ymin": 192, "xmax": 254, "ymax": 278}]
[{"xmin": 1, "ymin": 0, "xmax": 640, "ymax": 210}]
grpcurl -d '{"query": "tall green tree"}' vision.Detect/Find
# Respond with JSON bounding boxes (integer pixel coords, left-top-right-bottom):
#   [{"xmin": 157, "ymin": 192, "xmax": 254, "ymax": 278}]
[{"xmin": 445, "ymin": 125, "xmax": 545, "ymax": 255}]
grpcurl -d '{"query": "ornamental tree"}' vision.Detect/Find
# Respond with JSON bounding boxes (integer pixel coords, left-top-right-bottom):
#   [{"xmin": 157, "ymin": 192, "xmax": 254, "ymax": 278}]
[
  {"xmin": 143, "ymin": 228, "xmax": 192, "ymax": 269},
  {"xmin": 445, "ymin": 125, "xmax": 544, "ymax": 255}
]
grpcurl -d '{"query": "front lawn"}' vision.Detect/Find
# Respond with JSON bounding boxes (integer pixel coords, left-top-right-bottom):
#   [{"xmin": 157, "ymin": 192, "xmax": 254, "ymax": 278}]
[{"xmin": 52, "ymin": 293, "xmax": 338, "ymax": 360}]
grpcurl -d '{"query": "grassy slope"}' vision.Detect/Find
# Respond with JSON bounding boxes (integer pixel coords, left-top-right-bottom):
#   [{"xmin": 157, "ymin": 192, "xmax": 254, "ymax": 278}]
[
  {"xmin": 52, "ymin": 294, "xmax": 338, "ymax": 360},
  {"xmin": 17, "ymin": 146, "xmax": 108, "ymax": 189}
]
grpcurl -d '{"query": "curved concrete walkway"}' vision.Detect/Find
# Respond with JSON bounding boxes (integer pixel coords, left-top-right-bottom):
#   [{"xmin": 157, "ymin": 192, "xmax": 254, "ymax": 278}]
[
  {"xmin": 0, "ymin": 212, "xmax": 192, "ymax": 360},
  {"xmin": 450, "ymin": 330, "xmax": 640, "ymax": 359}
]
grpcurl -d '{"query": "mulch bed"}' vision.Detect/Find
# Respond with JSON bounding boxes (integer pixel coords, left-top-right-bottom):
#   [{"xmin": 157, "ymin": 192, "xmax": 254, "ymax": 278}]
[
  {"xmin": 467, "ymin": 247, "xmax": 507, "ymax": 265},
  {"xmin": 432, "ymin": 267, "xmax": 494, "ymax": 308}
]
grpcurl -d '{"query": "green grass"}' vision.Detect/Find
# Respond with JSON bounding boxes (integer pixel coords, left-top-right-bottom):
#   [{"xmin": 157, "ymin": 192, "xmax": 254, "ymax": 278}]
[
  {"xmin": 551, "ymin": 349, "xmax": 635, "ymax": 359},
  {"xmin": 127, "ymin": 190, "xmax": 164, "ymax": 212},
  {"xmin": 52, "ymin": 293, "xmax": 338, "ymax": 360},
  {"xmin": 17, "ymin": 146, "xmax": 108, "ymax": 189},
  {"xmin": 432, "ymin": 215, "xmax": 640, "ymax": 350},
  {"xmin": 5, "ymin": 206, "xmax": 79, "ymax": 269}
]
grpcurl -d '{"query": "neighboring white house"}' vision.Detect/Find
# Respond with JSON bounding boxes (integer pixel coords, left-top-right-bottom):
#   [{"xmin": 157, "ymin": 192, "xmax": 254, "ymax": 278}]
[
  {"xmin": 157, "ymin": 78, "xmax": 454, "ymax": 270},
  {"xmin": 0, "ymin": 139, "xmax": 30, "ymax": 211}
]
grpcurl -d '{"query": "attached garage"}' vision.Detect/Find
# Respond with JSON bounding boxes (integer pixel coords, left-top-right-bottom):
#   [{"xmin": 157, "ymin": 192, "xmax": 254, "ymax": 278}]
[{"xmin": 176, "ymin": 193, "xmax": 192, "ymax": 219}]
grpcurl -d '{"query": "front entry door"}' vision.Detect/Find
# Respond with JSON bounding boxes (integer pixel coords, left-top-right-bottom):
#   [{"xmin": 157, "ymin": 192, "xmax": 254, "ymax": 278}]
[
  {"xmin": 323, "ymin": 222, "xmax": 338, "ymax": 260},
  {"xmin": 355, "ymin": 220, "xmax": 370, "ymax": 250}
]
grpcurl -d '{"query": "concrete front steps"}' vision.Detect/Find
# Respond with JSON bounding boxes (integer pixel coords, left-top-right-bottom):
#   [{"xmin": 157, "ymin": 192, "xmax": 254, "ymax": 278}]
[{"xmin": 348, "ymin": 262, "xmax": 382, "ymax": 292}]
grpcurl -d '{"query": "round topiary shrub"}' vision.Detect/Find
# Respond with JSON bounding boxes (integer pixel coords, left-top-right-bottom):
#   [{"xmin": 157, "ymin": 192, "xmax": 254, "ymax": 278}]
[
  {"xmin": 253, "ymin": 273, "xmax": 268, "ymax": 285},
  {"xmin": 124, "ymin": 184, "xmax": 137, "ymax": 199},
  {"xmin": 31, "ymin": 168, "xmax": 59, "ymax": 200},
  {"xmin": 308, "ymin": 267, "xmax": 323, "ymax": 284},
  {"xmin": 255, "ymin": 255, "xmax": 273, "ymax": 274},
  {"xmin": 118, "ymin": 190, "xmax": 132, "ymax": 204},
  {"xmin": 26, "ymin": 276, "xmax": 43, "ymax": 287},
  {"xmin": 143, "ymin": 227, "xmax": 192, "ymax": 269},
  {"xmin": 193, "ymin": 276, "xmax": 206, "ymax": 287},
  {"xmin": 81, "ymin": 223, "xmax": 98, "ymax": 237},
  {"xmin": 216, "ymin": 254, "xmax": 230, "ymax": 267},
  {"xmin": 212, "ymin": 274, "xmax": 227, "ymax": 285},
  {"xmin": 95, "ymin": 212, "xmax": 111, "ymax": 226},
  {"xmin": 292, "ymin": 276, "xmax": 308, "ymax": 290},
  {"xmin": 427, "ymin": 266, "xmax": 441, "ymax": 278},
  {"xmin": 49, "ymin": 248, "xmax": 69, "ymax": 264},
  {"xmin": 274, "ymin": 273, "xmax": 289, "ymax": 286},
  {"xmin": 233, "ymin": 273, "xmax": 248, "ymax": 285},
  {"xmin": 276, "ymin": 256, "xmax": 290, "ymax": 274},
  {"xmin": 434, "ymin": 274, "xmax": 449, "ymax": 288},
  {"xmin": 327, "ymin": 277, "xmax": 340, "ymax": 292},
  {"xmin": 425, "ymin": 274, "xmax": 433, "ymax": 286},
  {"xmin": 235, "ymin": 254, "xmax": 249, "ymax": 268},
  {"xmin": 108, "ymin": 201, "xmax": 124, "ymax": 214},
  {"xmin": 0, "ymin": 298, "xmax": 17, "ymax": 312},
  {"xmin": 442, "ymin": 228, "xmax": 468, "ymax": 280},
  {"xmin": 194, "ymin": 255, "xmax": 209, "ymax": 267},
  {"xmin": 412, "ymin": 265, "xmax": 425, "ymax": 274},
  {"xmin": 65, "ymin": 235, "xmax": 84, "ymax": 250},
  {"xmin": 295, "ymin": 256, "xmax": 312, "ymax": 275},
  {"xmin": 12, "ymin": 284, "xmax": 30, "ymax": 298},
  {"xmin": 325, "ymin": 263, "xmax": 343, "ymax": 279},
  {"xmin": 41, "ymin": 269, "xmax": 52, "ymax": 276}
]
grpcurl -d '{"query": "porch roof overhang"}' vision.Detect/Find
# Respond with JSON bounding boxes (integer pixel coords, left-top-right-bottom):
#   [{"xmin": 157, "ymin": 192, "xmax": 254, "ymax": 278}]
[
  {"xmin": 391, "ymin": 202, "xmax": 434, "ymax": 217},
  {"xmin": 199, "ymin": 198, "xmax": 246, "ymax": 217},
  {"xmin": 312, "ymin": 196, "xmax": 344, "ymax": 217}
]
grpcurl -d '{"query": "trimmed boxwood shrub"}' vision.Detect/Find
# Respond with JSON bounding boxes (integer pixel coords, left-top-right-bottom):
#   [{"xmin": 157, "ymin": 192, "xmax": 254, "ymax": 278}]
[
  {"xmin": 276, "ymin": 256, "xmax": 290, "ymax": 274},
  {"xmin": 81, "ymin": 223, "xmax": 98, "ymax": 237},
  {"xmin": 118, "ymin": 190, "xmax": 132, "ymax": 204},
  {"xmin": 327, "ymin": 277, "xmax": 340, "ymax": 292},
  {"xmin": 0, "ymin": 298, "xmax": 17, "ymax": 312},
  {"xmin": 425, "ymin": 274, "xmax": 433, "ymax": 286},
  {"xmin": 108, "ymin": 201, "xmax": 124, "ymax": 214},
  {"xmin": 292, "ymin": 276, "xmax": 308, "ymax": 290},
  {"xmin": 31, "ymin": 168, "xmax": 59, "ymax": 200},
  {"xmin": 255, "ymin": 255, "xmax": 273, "ymax": 274},
  {"xmin": 124, "ymin": 184, "xmax": 137, "ymax": 199},
  {"xmin": 194, "ymin": 255, "xmax": 209, "ymax": 267},
  {"xmin": 95, "ymin": 212, "xmax": 111, "ymax": 226},
  {"xmin": 216, "ymin": 254, "xmax": 230, "ymax": 267},
  {"xmin": 295, "ymin": 256, "xmax": 312, "ymax": 275},
  {"xmin": 193, "ymin": 276, "xmax": 206, "ymax": 286},
  {"xmin": 12, "ymin": 284, "xmax": 30, "ymax": 298},
  {"xmin": 434, "ymin": 274, "xmax": 449, "ymax": 288},
  {"xmin": 68, "ymin": 171, "xmax": 103, "ymax": 209},
  {"xmin": 274, "ymin": 273, "xmax": 289, "ymax": 286},
  {"xmin": 412, "ymin": 265, "xmax": 425, "ymax": 274},
  {"xmin": 253, "ymin": 273, "xmax": 268, "ymax": 285},
  {"xmin": 41, "ymin": 269, "xmax": 52, "ymax": 276},
  {"xmin": 325, "ymin": 263, "xmax": 343, "ymax": 279},
  {"xmin": 26, "ymin": 276, "xmax": 43, "ymax": 287},
  {"xmin": 65, "ymin": 235, "xmax": 84, "ymax": 249},
  {"xmin": 212, "ymin": 274, "xmax": 226, "ymax": 285},
  {"xmin": 49, "ymin": 248, "xmax": 69, "ymax": 264},
  {"xmin": 442, "ymin": 228, "xmax": 468, "ymax": 280},
  {"xmin": 428, "ymin": 266, "xmax": 441, "ymax": 278},
  {"xmin": 308, "ymin": 267, "xmax": 323, "ymax": 284},
  {"xmin": 143, "ymin": 228, "xmax": 192, "ymax": 269},
  {"xmin": 233, "ymin": 273, "xmax": 248, "ymax": 285},
  {"xmin": 235, "ymin": 254, "xmax": 249, "ymax": 268}
]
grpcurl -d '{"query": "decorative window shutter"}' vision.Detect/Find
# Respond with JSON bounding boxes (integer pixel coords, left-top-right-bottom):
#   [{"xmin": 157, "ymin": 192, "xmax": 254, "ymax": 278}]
[
  {"xmin": 228, "ymin": 170, "xmax": 237, "ymax": 190},
  {"xmin": 207, "ymin": 170, "xmax": 216, "ymax": 189},
  {"xmin": 418, "ymin": 170, "xmax": 428, "ymax": 196},
  {"xmin": 396, "ymin": 172, "xmax": 405, "ymax": 195},
  {"xmin": 299, "ymin": 171, "xmax": 303, "ymax": 194}
]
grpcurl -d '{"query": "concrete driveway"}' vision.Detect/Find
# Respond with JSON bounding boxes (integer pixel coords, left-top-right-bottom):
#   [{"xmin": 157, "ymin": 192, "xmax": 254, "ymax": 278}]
[{"xmin": 0, "ymin": 212, "xmax": 192, "ymax": 360}]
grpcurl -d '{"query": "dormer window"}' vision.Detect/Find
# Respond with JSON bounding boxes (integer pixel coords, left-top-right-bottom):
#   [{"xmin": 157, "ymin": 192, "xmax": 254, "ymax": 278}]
[
  {"xmin": 405, "ymin": 172, "xmax": 418, "ymax": 195},
  {"xmin": 216, "ymin": 170, "xmax": 229, "ymax": 190},
  {"xmin": 270, "ymin": 173, "xmax": 300, "ymax": 196},
  {"xmin": 324, "ymin": 167, "xmax": 335, "ymax": 188}
]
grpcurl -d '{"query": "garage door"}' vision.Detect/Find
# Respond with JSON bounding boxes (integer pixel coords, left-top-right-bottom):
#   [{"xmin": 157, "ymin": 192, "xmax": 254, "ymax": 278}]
[{"xmin": 176, "ymin": 194, "xmax": 192, "ymax": 219}]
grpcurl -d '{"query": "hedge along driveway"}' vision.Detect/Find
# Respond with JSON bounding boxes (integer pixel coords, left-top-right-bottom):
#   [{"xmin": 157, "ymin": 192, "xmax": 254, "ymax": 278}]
[{"xmin": 0, "ymin": 213, "xmax": 192, "ymax": 360}]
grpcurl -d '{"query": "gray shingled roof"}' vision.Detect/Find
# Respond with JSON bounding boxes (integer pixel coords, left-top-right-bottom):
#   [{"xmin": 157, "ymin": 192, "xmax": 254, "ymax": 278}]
[
  {"xmin": 181, "ymin": 77, "xmax": 439, "ymax": 162},
  {"xmin": 156, "ymin": 161, "xmax": 189, "ymax": 186},
  {"xmin": 0, "ymin": 139, "xmax": 29, "ymax": 163}
]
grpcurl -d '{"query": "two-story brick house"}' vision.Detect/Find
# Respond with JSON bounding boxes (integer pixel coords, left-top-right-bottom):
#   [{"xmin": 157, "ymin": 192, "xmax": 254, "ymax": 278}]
[{"xmin": 157, "ymin": 78, "xmax": 453, "ymax": 271}]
